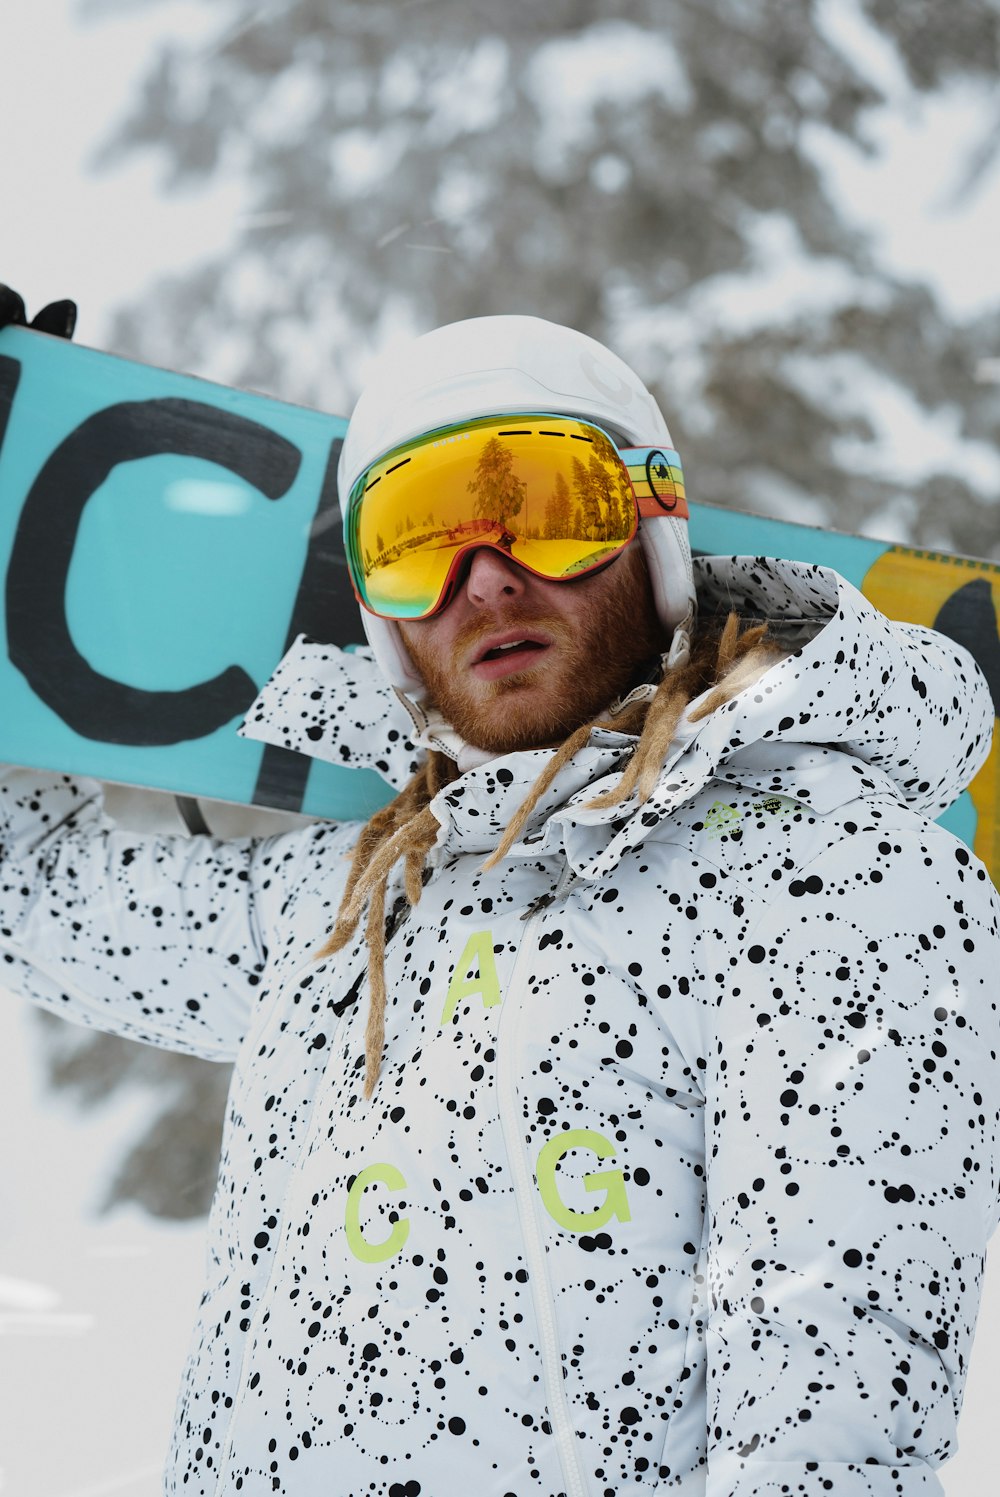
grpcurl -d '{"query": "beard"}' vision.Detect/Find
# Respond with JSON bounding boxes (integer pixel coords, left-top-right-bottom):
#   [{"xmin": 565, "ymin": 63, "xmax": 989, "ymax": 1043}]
[{"xmin": 401, "ymin": 548, "xmax": 667, "ymax": 754}]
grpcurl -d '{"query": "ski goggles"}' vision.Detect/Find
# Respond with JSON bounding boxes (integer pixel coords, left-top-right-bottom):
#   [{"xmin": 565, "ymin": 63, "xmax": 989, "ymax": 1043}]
[{"xmin": 345, "ymin": 413, "xmax": 687, "ymax": 619}]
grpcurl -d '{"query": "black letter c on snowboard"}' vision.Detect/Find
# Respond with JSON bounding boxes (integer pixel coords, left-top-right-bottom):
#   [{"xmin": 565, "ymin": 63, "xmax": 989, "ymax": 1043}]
[{"xmin": 5, "ymin": 397, "xmax": 301, "ymax": 745}]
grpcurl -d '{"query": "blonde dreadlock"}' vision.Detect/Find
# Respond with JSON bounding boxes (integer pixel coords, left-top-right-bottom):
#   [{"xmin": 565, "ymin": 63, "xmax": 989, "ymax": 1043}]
[{"xmin": 319, "ymin": 613, "xmax": 780, "ymax": 1097}]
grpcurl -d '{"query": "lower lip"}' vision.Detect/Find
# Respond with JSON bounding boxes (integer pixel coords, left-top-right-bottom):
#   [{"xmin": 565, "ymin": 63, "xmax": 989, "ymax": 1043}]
[{"xmin": 471, "ymin": 644, "xmax": 551, "ymax": 681}]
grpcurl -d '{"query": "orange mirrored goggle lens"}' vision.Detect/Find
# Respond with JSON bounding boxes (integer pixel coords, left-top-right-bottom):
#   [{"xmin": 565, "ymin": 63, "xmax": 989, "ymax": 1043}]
[{"xmin": 346, "ymin": 414, "xmax": 686, "ymax": 619}]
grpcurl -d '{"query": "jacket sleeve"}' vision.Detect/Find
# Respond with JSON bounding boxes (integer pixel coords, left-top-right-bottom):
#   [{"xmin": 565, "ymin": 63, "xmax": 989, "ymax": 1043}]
[
  {"xmin": 0, "ymin": 766, "xmax": 328, "ymax": 1062},
  {"xmin": 704, "ymin": 825, "xmax": 1000, "ymax": 1497}
]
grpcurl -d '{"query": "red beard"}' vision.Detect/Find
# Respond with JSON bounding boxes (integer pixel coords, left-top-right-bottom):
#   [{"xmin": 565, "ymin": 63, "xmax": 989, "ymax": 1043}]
[{"xmin": 402, "ymin": 548, "xmax": 666, "ymax": 754}]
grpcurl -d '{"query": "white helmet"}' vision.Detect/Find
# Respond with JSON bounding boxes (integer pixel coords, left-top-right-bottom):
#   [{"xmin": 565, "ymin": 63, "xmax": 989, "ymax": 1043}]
[{"xmin": 339, "ymin": 314, "xmax": 695, "ymax": 695}]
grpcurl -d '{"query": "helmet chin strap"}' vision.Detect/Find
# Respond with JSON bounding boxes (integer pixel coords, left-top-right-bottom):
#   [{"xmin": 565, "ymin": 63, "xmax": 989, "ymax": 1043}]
[
  {"xmin": 361, "ymin": 608, "xmax": 427, "ymax": 699},
  {"xmin": 665, "ymin": 612, "xmax": 693, "ymax": 669}
]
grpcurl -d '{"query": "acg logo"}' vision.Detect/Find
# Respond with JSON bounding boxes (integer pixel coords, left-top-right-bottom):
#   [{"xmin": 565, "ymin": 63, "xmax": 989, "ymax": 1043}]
[{"xmin": 345, "ymin": 1130, "xmax": 632, "ymax": 1264}]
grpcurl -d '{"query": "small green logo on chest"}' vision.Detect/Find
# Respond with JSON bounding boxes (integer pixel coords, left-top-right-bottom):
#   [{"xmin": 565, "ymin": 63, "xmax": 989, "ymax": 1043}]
[
  {"xmin": 704, "ymin": 800, "xmax": 742, "ymax": 839},
  {"xmin": 704, "ymin": 794, "xmax": 800, "ymax": 839}
]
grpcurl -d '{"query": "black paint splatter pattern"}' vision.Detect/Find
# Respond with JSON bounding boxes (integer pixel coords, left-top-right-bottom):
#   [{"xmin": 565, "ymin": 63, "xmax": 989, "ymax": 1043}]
[{"xmin": 1, "ymin": 558, "xmax": 998, "ymax": 1497}]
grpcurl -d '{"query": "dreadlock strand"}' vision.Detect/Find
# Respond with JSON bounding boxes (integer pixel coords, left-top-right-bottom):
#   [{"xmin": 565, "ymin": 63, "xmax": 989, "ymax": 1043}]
[
  {"xmin": 603, "ymin": 697, "xmax": 649, "ymax": 739},
  {"xmin": 362, "ymin": 875, "xmax": 389, "ymax": 1098},
  {"xmin": 402, "ymin": 803, "xmax": 444, "ymax": 906},
  {"xmin": 317, "ymin": 806, "xmax": 427, "ymax": 959},
  {"xmin": 586, "ymin": 679, "xmax": 681, "ymax": 808},
  {"xmin": 354, "ymin": 811, "xmax": 435, "ymax": 913},
  {"xmin": 633, "ymin": 684, "xmax": 694, "ymax": 802},
  {"xmin": 481, "ymin": 721, "xmax": 594, "ymax": 872},
  {"xmin": 588, "ymin": 625, "xmax": 722, "ymax": 810},
  {"xmin": 688, "ymin": 636, "xmax": 783, "ymax": 724},
  {"xmin": 587, "ymin": 613, "xmax": 781, "ymax": 811},
  {"xmin": 403, "ymin": 845, "xmax": 425, "ymax": 907},
  {"xmin": 338, "ymin": 798, "xmax": 400, "ymax": 903},
  {"xmin": 715, "ymin": 610, "xmax": 741, "ymax": 677}
]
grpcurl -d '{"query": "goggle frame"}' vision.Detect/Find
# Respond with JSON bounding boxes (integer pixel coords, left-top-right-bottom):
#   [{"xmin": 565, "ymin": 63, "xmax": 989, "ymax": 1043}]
[{"xmin": 345, "ymin": 412, "xmax": 687, "ymax": 621}]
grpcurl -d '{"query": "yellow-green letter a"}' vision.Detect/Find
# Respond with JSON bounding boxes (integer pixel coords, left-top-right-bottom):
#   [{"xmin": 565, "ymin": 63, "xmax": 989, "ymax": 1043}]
[{"xmin": 440, "ymin": 930, "xmax": 501, "ymax": 1026}]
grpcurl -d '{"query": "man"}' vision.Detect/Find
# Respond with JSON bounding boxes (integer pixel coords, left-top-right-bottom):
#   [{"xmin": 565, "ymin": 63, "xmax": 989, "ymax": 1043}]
[{"xmin": 2, "ymin": 301, "xmax": 999, "ymax": 1497}]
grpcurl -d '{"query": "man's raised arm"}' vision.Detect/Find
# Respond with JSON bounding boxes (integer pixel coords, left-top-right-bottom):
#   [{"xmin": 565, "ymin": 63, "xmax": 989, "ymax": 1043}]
[{"xmin": 0, "ymin": 766, "xmax": 317, "ymax": 1059}]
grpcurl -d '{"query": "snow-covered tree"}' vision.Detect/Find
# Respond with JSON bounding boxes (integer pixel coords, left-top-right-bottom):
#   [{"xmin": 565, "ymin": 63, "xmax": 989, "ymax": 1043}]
[{"xmin": 467, "ymin": 436, "xmax": 527, "ymax": 527}]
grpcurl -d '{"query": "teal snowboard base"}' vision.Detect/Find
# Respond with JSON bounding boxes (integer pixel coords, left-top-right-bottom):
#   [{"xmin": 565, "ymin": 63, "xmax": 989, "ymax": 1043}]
[
  {"xmin": 1, "ymin": 325, "xmax": 998, "ymax": 879},
  {"xmin": 0, "ymin": 324, "xmax": 386, "ymax": 822}
]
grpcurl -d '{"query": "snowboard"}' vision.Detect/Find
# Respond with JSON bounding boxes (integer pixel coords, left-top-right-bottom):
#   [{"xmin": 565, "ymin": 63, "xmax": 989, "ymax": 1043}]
[{"xmin": 1, "ymin": 324, "xmax": 997, "ymax": 881}]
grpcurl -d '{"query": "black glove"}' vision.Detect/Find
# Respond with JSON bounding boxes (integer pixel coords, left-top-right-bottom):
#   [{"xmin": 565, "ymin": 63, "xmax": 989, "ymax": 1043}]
[{"xmin": 0, "ymin": 284, "xmax": 77, "ymax": 339}]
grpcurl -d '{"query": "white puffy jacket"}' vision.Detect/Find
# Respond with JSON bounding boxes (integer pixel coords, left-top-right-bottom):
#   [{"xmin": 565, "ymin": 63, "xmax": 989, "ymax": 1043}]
[{"xmin": 2, "ymin": 557, "xmax": 999, "ymax": 1497}]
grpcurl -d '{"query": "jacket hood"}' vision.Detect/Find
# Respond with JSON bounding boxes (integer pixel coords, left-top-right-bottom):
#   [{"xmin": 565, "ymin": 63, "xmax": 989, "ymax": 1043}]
[{"xmin": 240, "ymin": 556, "xmax": 993, "ymax": 877}]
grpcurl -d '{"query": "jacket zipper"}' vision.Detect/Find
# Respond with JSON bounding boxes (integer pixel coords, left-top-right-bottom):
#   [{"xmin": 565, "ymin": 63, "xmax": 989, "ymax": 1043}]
[{"xmin": 497, "ymin": 914, "xmax": 590, "ymax": 1497}]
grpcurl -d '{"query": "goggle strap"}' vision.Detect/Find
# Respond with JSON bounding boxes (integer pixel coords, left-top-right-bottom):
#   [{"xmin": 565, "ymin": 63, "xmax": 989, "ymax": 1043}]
[{"xmin": 620, "ymin": 446, "xmax": 688, "ymax": 520}]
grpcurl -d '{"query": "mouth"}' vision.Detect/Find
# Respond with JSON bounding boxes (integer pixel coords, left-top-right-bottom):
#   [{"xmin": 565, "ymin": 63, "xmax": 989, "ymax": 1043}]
[{"xmin": 469, "ymin": 630, "xmax": 553, "ymax": 680}]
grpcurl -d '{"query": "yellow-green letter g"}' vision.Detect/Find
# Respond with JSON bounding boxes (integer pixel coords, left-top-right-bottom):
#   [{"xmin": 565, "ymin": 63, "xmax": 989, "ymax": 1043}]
[{"xmin": 536, "ymin": 1128, "xmax": 632, "ymax": 1233}]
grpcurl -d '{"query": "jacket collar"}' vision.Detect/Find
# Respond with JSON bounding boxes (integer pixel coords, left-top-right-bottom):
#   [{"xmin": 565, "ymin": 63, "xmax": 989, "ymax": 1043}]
[{"xmin": 240, "ymin": 556, "xmax": 993, "ymax": 873}]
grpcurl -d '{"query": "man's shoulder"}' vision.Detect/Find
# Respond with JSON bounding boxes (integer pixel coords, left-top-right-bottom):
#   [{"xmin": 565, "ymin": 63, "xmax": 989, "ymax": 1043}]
[{"xmin": 620, "ymin": 743, "xmax": 974, "ymax": 902}]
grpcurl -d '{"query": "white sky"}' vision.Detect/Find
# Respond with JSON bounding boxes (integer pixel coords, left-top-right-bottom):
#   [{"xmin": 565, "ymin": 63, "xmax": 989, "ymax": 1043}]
[
  {"xmin": 1, "ymin": 0, "xmax": 998, "ymax": 356},
  {"xmin": 1, "ymin": 0, "xmax": 243, "ymax": 355}
]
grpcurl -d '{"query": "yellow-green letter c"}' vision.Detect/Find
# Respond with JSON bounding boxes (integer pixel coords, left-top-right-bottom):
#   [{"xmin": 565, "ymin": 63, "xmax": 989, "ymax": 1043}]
[{"xmin": 345, "ymin": 1162, "xmax": 410, "ymax": 1264}]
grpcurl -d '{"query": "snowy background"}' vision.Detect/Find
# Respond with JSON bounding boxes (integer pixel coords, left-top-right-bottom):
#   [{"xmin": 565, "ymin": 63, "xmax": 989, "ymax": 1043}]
[{"xmin": 2, "ymin": 0, "xmax": 1000, "ymax": 1492}]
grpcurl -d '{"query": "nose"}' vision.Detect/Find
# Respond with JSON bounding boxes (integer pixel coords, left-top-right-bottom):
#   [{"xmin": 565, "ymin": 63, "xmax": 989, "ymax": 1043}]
[{"xmin": 464, "ymin": 546, "xmax": 528, "ymax": 608}]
